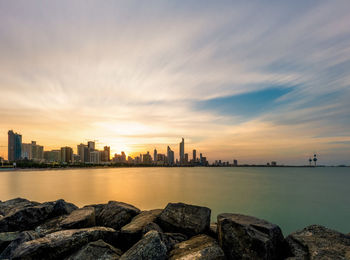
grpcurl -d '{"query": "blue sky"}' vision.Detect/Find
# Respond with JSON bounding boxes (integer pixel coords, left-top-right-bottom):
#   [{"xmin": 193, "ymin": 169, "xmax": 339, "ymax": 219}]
[{"xmin": 0, "ymin": 0, "xmax": 349, "ymax": 165}]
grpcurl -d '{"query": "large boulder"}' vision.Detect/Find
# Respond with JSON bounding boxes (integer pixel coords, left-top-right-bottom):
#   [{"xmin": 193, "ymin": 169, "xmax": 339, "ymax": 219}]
[
  {"xmin": 208, "ymin": 222, "xmax": 218, "ymax": 238},
  {"xmin": 169, "ymin": 234, "xmax": 226, "ymax": 260},
  {"xmin": 60, "ymin": 207, "xmax": 95, "ymax": 229},
  {"xmin": 158, "ymin": 202, "xmax": 211, "ymax": 236},
  {"xmin": 67, "ymin": 239, "xmax": 123, "ymax": 260},
  {"xmin": 0, "ymin": 199, "xmax": 78, "ymax": 232},
  {"xmin": 0, "ymin": 231, "xmax": 20, "ymax": 252},
  {"xmin": 0, "ymin": 198, "xmax": 40, "ymax": 216},
  {"xmin": 0, "ymin": 230, "xmax": 39, "ymax": 259},
  {"xmin": 160, "ymin": 232, "xmax": 188, "ymax": 251},
  {"xmin": 119, "ymin": 231, "xmax": 167, "ymax": 260},
  {"xmin": 217, "ymin": 213, "xmax": 286, "ymax": 260},
  {"xmin": 86, "ymin": 201, "xmax": 140, "ymax": 230},
  {"xmin": 286, "ymin": 225, "xmax": 350, "ymax": 259},
  {"xmin": 119, "ymin": 209, "xmax": 162, "ymax": 249},
  {"xmin": 142, "ymin": 222, "xmax": 163, "ymax": 234},
  {"xmin": 11, "ymin": 227, "xmax": 117, "ymax": 260}
]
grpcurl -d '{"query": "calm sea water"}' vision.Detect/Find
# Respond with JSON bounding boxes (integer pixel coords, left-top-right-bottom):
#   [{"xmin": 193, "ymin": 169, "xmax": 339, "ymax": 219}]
[{"xmin": 0, "ymin": 167, "xmax": 349, "ymax": 235}]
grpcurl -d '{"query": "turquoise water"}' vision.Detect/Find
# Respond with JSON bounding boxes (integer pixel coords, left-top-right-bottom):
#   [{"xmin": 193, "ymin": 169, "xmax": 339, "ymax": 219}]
[{"xmin": 0, "ymin": 167, "xmax": 349, "ymax": 235}]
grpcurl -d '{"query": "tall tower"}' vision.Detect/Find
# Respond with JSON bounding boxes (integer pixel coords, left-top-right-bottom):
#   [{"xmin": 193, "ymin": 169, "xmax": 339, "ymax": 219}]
[
  {"xmin": 179, "ymin": 138, "xmax": 184, "ymax": 164},
  {"xmin": 8, "ymin": 130, "xmax": 22, "ymax": 162},
  {"xmin": 193, "ymin": 149, "xmax": 197, "ymax": 162},
  {"xmin": 154, "ymin": 148, "xmax": 157, "ymax": 162}
]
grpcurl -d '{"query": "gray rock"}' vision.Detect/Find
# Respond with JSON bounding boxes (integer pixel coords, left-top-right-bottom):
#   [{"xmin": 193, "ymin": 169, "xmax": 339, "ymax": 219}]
[
  {"xmin": 35, "ymin": 215, "xmax": 67, "ymax": 236},
  {"xmin": 169, "ymin": 234, "xmax": 226, "ymax": 260},
  {"xmin": 158, "ymin": 202, "xmax": 211, "ymax": 236},
  {"xmin": 142, "ymin": 222, "xmax": 163, "ymax": 234},
  {"xmin": 0, "ymin": 230, "xmax": 39, "ymax": 259},
  {"xmin": 119, "ymin": 209, "xmax": 162, "ymax": 249},
  {"xmin": 286, "ymin": 225, "xmax": 350, "ymax": 260},
  {"xmin": 0, "ymin": 231, "xmax": 20, "ymax": 252},
  {"xmin": 0, "ymin": 199, "xmax": 78, "ymax": 232},
  {"xmin": 217, "ymin": 213, "xmax": 285, "ymax": 260},
  {"xmin": 50, "ymin": 199, "xmax": 78, "ymax": 217},
  {"xmin": 120, "ymin": 231, "xmax": 167, "ymax": 260},
  {"xmin": 160, "ymin": 232, "xmax": 188, "ymax": 251},
  {"xmin": 11, "ymin": 227, "xmax": 117, "ymax": 260},
  {"xmin": 67, "ymin": 239, "xmax": 123, "ymax": 260},
  {"xmin": 0, "ymin": 198, "xmax": 39, "ymax": 216},
  {"xmin": 60, "ymin": 207, "xmax": 95, "ymax": 229},
  {"xmin": 86, "ymin": 201, "xmax": 140, "ymax": 230}
]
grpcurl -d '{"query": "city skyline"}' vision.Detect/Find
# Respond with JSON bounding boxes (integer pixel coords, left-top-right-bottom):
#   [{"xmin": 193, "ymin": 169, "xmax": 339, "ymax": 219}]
[{"xmin": 1, "ymin": 1, "xmax": 350, "ymax": 165}]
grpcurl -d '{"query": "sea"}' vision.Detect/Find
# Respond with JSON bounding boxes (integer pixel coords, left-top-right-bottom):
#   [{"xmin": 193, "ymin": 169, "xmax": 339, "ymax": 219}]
[{"xmin": 0, "ymin": 166, "xmax": 349, "ymax": 235}]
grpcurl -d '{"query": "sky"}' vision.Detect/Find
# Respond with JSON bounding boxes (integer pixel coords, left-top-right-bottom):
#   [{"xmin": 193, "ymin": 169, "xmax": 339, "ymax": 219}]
[{"xmin": 0, "ymin": 0, "xmax": 350, "ymax": 165}]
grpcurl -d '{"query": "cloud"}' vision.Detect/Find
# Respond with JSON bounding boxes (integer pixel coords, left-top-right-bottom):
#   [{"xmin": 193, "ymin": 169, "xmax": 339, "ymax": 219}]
[{"xmin": 0, "ymin": 0, "xmax": 349, "ymax": 164}]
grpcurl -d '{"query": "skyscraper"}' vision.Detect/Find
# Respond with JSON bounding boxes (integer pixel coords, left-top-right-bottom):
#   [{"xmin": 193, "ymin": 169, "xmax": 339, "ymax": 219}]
[
  {"xmin": 179, "ymin": 138, "xmax": 184, "ymax": 164},
  {"xmin": 87, "ymin": 141, "xmax": 95, "ymax": 150},
  {"xmin": 8, "ymin": 130, "xmax": 22, "ymax": 162},
  {"xmin": 193, "ymin": 149, "xmax": 196, "ymax": 162},
  {"xmin": 60, "ymin": 146, "xmax": 73, "ymax": 163},
  {"xmin": 154, "ymin": 148, "xmax": 157, "ymax": 163},
  {"xmin": 167, "ymin": 146, "xmax": 174, "ymax": 165},
  {"xmin": 101, "ymin": 146, "xmax": 110, "ymax": 162}
]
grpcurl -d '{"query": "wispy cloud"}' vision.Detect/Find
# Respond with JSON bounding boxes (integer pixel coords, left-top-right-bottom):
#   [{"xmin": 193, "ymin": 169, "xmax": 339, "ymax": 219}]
[{"xmin": 0, "ymin": 0, "xmax": 349, "ymax": 164}]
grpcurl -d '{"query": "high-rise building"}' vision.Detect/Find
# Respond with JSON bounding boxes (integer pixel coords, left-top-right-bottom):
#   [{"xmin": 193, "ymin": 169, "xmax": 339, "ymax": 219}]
[
  {"xmin": 44, "ymin": 150, "xmax": 61, "ymax": 162},
  {"xmin": 21, "ymin": 141, "xmax": 43, "ymax": 161},
  {"xmin": 143, "ymin": 151, "xmax": 152, "ymax": 164},
  {"xmin": 179, "ymin": 138, "xmax": 184, "ymax": 164},
  {"xmin": 233, "ymin": 159, "xmax": 238, "ymax": 166},
  {"xmin": 184, "ymin": 153, "xmax": 188, "ymax": 164},
  {"xmin": 8, "ymin": 130, "xmax": 22, "ymax": 162},
  {"xmin": 90, "ymin": 150, "xmax": 101, "ymax": 164},
  {"xmin": 153, "ymin": 148, "xmax": 157, "ymax": 163},
  {"xmin": 193, "ymin": 149, "xmax": 196, "ymax": 162},
  {"xmin": 60, "ymin": 146, "xmax": 73, "ymax": 163},
  {"xmin": 87, "ymin": 141, "xmax": 95, "ymax": 150},
  {"xmin": 101, "ymin": 146, "xmax": 110, "ymax": 162},
  {"xmin": 167, "ymin": 146, "xmax": 174, "ymax": 165},
  {"xmin": 77, "ymin": 144, "xmax": 87, "ymax": 163}
]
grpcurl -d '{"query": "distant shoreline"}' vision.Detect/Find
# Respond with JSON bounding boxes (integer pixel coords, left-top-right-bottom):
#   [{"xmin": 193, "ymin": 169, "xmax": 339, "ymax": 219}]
[{"xmin": 0, "ymin": 164, "xmax": 348, "ymax": 172}]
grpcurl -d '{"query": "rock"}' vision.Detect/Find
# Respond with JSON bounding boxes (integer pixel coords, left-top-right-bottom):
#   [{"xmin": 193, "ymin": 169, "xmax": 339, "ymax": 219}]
[
  {"xmin": 60, "ymin": 207, "xmax": 95, "ymax": 229},
  {"xmin": 87, "ymin": 201, "xmax": 140, "ymax": 230},
  {"xmin": 11, "ymin": 227, "xmax": 117, "ymax": 260},
  {"xmin": 160, "ymin": 232, "xmax": 188, "ymax": 251},
  {"xmin": 286, "ymin": 225, "xmax": 350, "ymax": 260},
  {"xmin": 217, "ymin": 213, "xmax": 285, "ymax": 260},
  {"xmin": 169, "ymin": 234, "xmax": 226, "ymax": 260},
  {"xmin": 50, "ymin": 199, "xmax": 78, "ymax": 217},
  {"xmin": 0, "ymin": 231, "xmax": 20, "ymax": 252},
  {"xmin": 67, "ymin": 239, "xmax": 123, "ymax": 260},
  {"xmin": 0, "ymin": 230, "xmax": 39, "ymax": 259},
  {"xmin": 142, "ymin": 222, "xmax": 163, "ymax": 234},
  {"xmin": 35, "ymin": 215, "xmax": 67, "ymax": 236},
  {"xmin": 0, "ymin": 199, "xmax": 78, "ymax": 232},
  {"xmin": 158, "ymin": 202, "xmax": 211, "ymax": 236},
  {"xmin": 208, "ymin": 222, "xmax": 218, "ymax": 238},
  {"xmin": 0, "ymin": 198, "xmax": 39, "ymax": 216},
  {"xmin": 119, "ymin": 209, "xmax": 162, "ymax": 249},
  {"xmin": 120, "ymin": 231, "xmax": 167, "ymax": 260}
]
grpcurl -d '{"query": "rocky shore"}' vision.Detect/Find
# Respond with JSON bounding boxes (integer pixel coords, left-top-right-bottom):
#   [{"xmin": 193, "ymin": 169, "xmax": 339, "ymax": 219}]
[{"xmin": 0, "ymin": 198, "xmax": 349, "ymax": 259}]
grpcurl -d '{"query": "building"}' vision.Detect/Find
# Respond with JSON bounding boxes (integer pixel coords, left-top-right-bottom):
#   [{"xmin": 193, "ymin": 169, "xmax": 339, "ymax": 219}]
[
  {"xmin": 101, "ymin": 146, "xmax": 110, "ymax": 162},
  {"xmin": 156, "ymin": 154, "xmax": 166, "ymax": 165},
  {"xmin": 143, "ymin": 151, "xmax": 152, "ymax": 164},
  {"xmin": 60, "ymin": 147, "xmax": 73, "ymax": 163},
  {"xmin": 77, "ymin": 143, "xmax": 89, "ymax": 163},
  {"xmin": 179, "ymin": 138, "xmax": 184, "ymax": 164},
  {"xmin": 87, "ymin": 141, "xmax": 95, "ymax": 150},
  {"xmin": 22, "ymin": 141, "xmax": 43, "ymax": 161},
  {"xmin": 44, "ymin": 150, "xmax": 61, "ymax": 162},
  {"xmin": 233, "ymin": 159, "xmax": 238, "ymax": 166},
  {"xmin": 167, "ymin": 146, "xmax": 174, "ymax": 165},
  {"xmin": 184, "ymin": 153, "xmax": 188, "ymax": 164},
  {"xmin": 193, "ymin": 149, "xmax": 196, "ymax": 162},
  {"xmin": 153, "ymin": 149, "xmax": 157, "ymax": 163},
  {"xmin": 90, "ymin": 150, "xmax": 101, "ymax": 164},
  {"xmin": 8, "ymin": 130, "xmax": 22, "ymax": 162}
]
